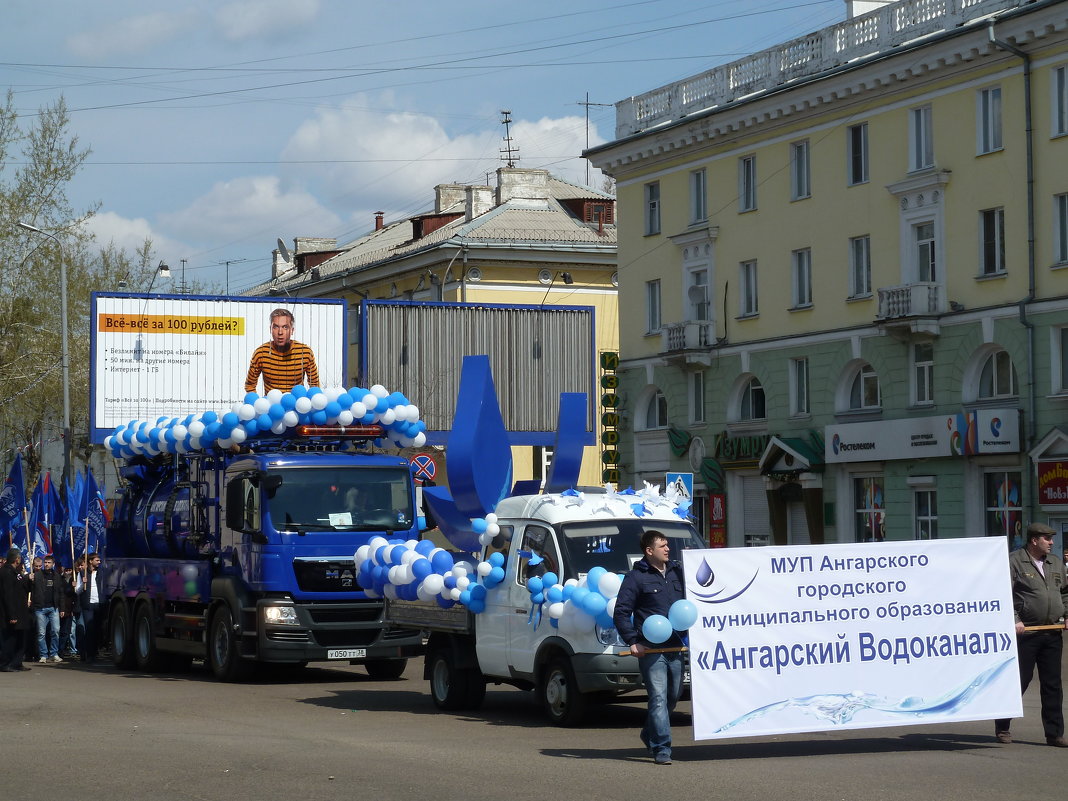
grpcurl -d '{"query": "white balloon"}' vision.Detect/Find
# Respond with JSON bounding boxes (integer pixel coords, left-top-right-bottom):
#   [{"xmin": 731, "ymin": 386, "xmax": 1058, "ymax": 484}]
[
  {"xmin": 368, "ymin": 536, "xmax": 388, "ymax": 553},
  {"xmin": 456, "ymin": 576, "xmax": 470, "ymax": 591},
  {"xmin": 371, "ymin": 384, "xmax": 388, "ymax": 398},
  {"xmin": 350, "ymin": 401, "xmax": 367, "ymax": 418},
  {"xmin": 337, "ymin": 410, "xmax": 354, "ymax": 426},
  {"xmin": 172, "ymin": 424, "xmax": 188, "ymax": 440},
  {"xmin": 355, "ymin": 545, "xmax": 371, "ymax": 563},
  {"xmin": 362, "ymin": 394, "xmax": 378, "ymax": 411},
  {"xmin": 486, "ymin": 523, "xmax": 500, "ymax": 536},
  {"xmin": 271, "ymin": 421, "xmax": 287, "ymax": 434},
  {"xmin": 598, "ymin": 573, "xmax": 622, "ymax": 598},
  {"xmin": 266, "ymin": 389, "xmax": 283, "ymax": 403},
  {"xmin": 283, "ymin": 410, "xmax": 299, "ymax": 427},
  {"xmin": 253, "ymin": 398, "xmax": 271, "ymax": 415},
  {"xmin": 294, "ymin": 397, "xmax": 312, "ymax": 414},
  {"xmin": 421, "ymin": 574, "xmax": 444, "ymax": 595},
  {"xmin": 412, "ymin": 432, "xmax": 427, "ymax": 447},
  {"xmin": 485, "ymin": 513, "xmax": 498, "ymax": 524},
  {"xmin": 547, "ymin": 602, "xmax": 565, "ymax": 619},
  {"xmin": 311, "ymin": 393, "xmax": 328, "ymax": 410},
  {"xmin": 388, "ymin": 565, "xmax": 402, "ymax": 585},
  {"xmin": 606, "ymin": 597, "xmax": 616, "ymax": 618},
  {"xmin": 188, "ymin": 420, "xmax": 205, "ymax": 438},
  {"xmin": 449, "ymin": 587, "xmax": 462, "ymax": 601},
  {"xmin": 417, "ymin": 584, "xmax": 436, "ymax": 602},
  {"xmin": 564, "ymin": 578, "xmax": 579, "ymax": 588},
  {"xmin": 231, "ymin": 428, "xmax": 247, "ymax": 444},
  {"xmin": 406, "ymin": 405, "xmax": 421, "ymax": 421},
  {"xmin": 231, "ymin": 402, "xmax": 244, "ymax": 415},
  {"xmin": 379, "ymin": 409, "xmax": 396, "ymax": 425},
  {"xmin": 477, "ymin": 561, "xmax": 492, "ymax": 577},
  {"xmin": 382, "ymin": 584, "xmax": 398, "ymax": 600},
  {"xmin": 238, "ymin": 404, "xmax": 256, "ymax": 421},
  {"xmin": 400, "ymin": 549, "xmax": 418, "ymax": 565}
]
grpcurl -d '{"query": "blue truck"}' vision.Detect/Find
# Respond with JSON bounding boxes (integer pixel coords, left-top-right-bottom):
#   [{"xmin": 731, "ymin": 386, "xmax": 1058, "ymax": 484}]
[{"xmin": 102, "ymin": 430, "xmax": 424, "ymax": 680}]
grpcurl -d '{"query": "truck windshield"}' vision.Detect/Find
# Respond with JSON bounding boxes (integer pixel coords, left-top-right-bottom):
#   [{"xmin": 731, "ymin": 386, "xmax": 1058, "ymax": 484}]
[
  {"xmin": 265, "ymin": 466, "xmax": 414, "ymax": 533},
  {"xmin": 558, "ymin": 520, "xmax": 705, "ymax": 578}
]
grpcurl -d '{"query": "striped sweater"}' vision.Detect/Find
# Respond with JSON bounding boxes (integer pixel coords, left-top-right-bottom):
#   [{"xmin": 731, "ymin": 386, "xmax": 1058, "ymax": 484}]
[{"xmin": 244, "ymin": 340, "xmax": 320, "ymax": 393}]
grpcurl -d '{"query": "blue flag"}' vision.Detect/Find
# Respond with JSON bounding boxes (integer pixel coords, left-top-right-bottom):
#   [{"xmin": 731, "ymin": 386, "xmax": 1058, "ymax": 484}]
[
  {"xmin": 85, "ymin": 467, "xmax": 108, "ymax": 556},
  {"xmin": 0, "ymin": 454, "xmax": 26, "ymax": 542},
  {"xmin": 28, "ymin": 475, "xmax": 52, "ymax": 559}
]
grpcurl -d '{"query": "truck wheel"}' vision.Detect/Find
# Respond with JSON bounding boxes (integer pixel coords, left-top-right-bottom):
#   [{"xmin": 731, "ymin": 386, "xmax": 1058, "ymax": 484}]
[
  {"xmin": 364, "ymin": 658, "xmax": 407, "ymax": 681},
  {"xmin": 208, "ymin": 605, "xmax": 254, "ymax": 682},
  {"xmin": 133, "ymin": 603, "xmax": 166, "ymax": 672},
  {"xmin": 109, "ymin": 602, "xmax": 135, "ymax": 669},
  {"xmin": 539, "ymin": 657, "xmax": 588, "ymax": 727},
  {"xmin": 429, "ymin": 649, "xmax": 468, "ymax": 710}
]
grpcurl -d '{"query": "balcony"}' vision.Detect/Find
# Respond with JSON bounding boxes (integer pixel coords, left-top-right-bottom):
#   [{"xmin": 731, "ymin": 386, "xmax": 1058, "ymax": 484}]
[
  {"xmin": 660, "ymin": 321, "xmax": 715, "ymax": 367},
  {"xmin": 876, "ymin": 282, "xmax": 942, "ymax": 339}
]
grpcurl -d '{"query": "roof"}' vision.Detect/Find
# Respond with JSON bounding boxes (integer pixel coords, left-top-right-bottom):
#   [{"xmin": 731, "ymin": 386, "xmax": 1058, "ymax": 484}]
[{"xmin": 494, "ymin": 487, "xmax": 689, "ymax": 527}]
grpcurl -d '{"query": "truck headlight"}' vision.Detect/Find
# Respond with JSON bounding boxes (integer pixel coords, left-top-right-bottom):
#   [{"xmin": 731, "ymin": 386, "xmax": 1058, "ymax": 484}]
[
  {"xmin": 595, "ymin": 623, "xmax": 624, "ymax": 647},
  {"xmin": 263, "ymin": 605, "xmax": 300, "ymax": 626}
]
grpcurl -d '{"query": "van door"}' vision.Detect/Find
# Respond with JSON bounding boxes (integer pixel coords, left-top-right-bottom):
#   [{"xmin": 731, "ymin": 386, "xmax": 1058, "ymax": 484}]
[{"xmin": 505, "ymin": 523, "xmax": 563, "ymax": 677}]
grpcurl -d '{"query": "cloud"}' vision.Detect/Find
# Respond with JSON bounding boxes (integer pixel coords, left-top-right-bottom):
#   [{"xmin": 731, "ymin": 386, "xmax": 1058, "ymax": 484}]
[
  {"xmin": 66, "ymin": 10, "xmax": 199, "ymax": 60},
  {"xmin": 159, "ymin": 175, "xmax": 342, "ymax": 250},
  {"xmin": 215, "ymin": 0, "xmax": 321, "ymax": 42},
  {"xmin": 83, "ymin": 211, "xmax": 188, "ymax": 263},
  {"xmin": 280, "ymin": 96, "xmax": 610, "ymax": 230}
]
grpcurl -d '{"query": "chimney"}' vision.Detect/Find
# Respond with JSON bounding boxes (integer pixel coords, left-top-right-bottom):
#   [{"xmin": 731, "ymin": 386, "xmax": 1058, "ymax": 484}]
[
  {"xmin": 496, "ymin": 167, "xmax": 550, "ymax": 205},
  {"xmin": 434, "ymin": 184, "xmax": 467, "ymax": 213},
  {"xmin": 375, "ymin": 211, "xmax": 384, "ymax": 230},
  {"xmin": 465, "ymin": 185, "xmax": 494, "ymax": 222}
]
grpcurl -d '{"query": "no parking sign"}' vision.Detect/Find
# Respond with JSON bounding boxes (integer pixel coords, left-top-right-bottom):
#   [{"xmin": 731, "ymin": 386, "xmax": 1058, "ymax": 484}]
[{"xmin": 410, "ymin": 453, "xmax": 437, "ymax": 483}]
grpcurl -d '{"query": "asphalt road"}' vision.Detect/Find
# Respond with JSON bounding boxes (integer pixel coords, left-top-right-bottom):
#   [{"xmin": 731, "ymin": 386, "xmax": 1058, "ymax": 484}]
[{"xmin": 5, "ymin": 651, "xmax": 1063, "ymax": 801}]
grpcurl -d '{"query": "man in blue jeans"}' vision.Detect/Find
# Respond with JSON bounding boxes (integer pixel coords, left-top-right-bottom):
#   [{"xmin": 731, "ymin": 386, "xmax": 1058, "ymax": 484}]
[
  {"xmin": 31, "ymin": 555, "xmax": 64, "ymax": 663},
  {"xmin": 614, "ymin": 529, "xmax": 686, "ymax": 765}
]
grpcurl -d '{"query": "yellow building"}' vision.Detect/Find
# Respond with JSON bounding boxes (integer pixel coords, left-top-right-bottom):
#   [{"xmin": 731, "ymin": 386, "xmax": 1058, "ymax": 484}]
[
  {"xmin": 588, "ymin": 0, "xmax": 1068, "ymax": 548},
  {"xmin": 250, "ymin": 167, "xmax": 618, "ymax": 488}
]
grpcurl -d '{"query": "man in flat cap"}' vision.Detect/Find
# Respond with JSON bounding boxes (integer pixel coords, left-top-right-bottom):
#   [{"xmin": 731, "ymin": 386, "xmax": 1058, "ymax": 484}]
[{"xmin": 994, "ymin": 523, "xmax": 1067, "ymax": 747}]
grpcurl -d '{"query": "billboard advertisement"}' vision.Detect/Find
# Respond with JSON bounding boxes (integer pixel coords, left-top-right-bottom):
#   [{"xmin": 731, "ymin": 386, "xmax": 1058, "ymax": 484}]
[{"xmin": 90, "ymin": 293, "xmax": 345, "ymax": 442}]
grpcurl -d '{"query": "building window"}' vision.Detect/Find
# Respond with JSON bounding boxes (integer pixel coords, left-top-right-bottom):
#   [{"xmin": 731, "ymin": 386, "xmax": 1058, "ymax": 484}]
[
  {"xmin": 740, "ymin": 377, "xmax": 766, "ymax": 421},
  {"xmin": 984, "ymin": 470, "xmax": 1022, "ymax": 541},
  {"xmin": 915, "ymin": 221, "xmax": 937, "ymax": 282},
  {"xmin": 690, "ymin": 169, "xmax": 707, "ymax": 224},
  {"xmin": 790, "ymin": 357, "xmax": 809, "ymax": 416},
  {"xmin": 849, "ymin": 235, "xmax": 871, "ymax": 297},
  {"xmin": 1054, "ymin": 327, "xmax": 1068, "ymax": 394},
  {"xmin": 913, "ymin": 342, "xmax": 934, "ymax": 405},
  {"xmin": 1053, "ymin": 65, "xmax": 1067, "ymax": 137},
  {"xmin": 644, "ymin": 390, "xmax": 668, "ymax": 430},
  {"xmin": 980, "ymin": 207, "xmax": 1006, "ymax": 276},
  {"xmin": 791, "ymin": 248, "xmax": 812, "ymax": 308},
  {"xmin": 914, "ymin": 490, "xmax": 938, "ymax": 540},
  {"xmin": 739, "ymin": 155, "xmax": 757, "ymax": 212},
  {"xmin": 977, "ymin": 87, "xmax": 1002, "ymax": 154},
  {"xmin": 978, "ymin": 348, "xmax": 1018, "ymax": 399},
  {"xmin": 687, "ymin": 267, "xmax": 710, "ymax": 321},
  {"xmin": 1056, "ymin": 192, "xmax": 1068, "ymax": 264},
  {"xmin": 848, "ymin": 122, "xmax": 869, "ymax": 185},
  {"xmin": 689, "ymin": 372, "xmax": 705, "ymax": 424},
  {"xmin": 644, "ymin": 181, "xmax": 660, "ymax": 235},
  {"xmin": 739, "ymin": 260, "xmax": 758, "ymax": 316},
  {"xmin": 849, "ymin": 364, "xmax": 881, "ymax": 410},
  {"xmin": 645, "ymin": 279, "xmax": 661, "ymax": 333},
  {"xmin": 909, "ymin": 105, "xmax": 934, "ymax": 171},
  {"xmin": 791, "ymin": 140, "xmax": 811, "ymax": 200},
  {"xmin": 853, "ymin": 476, "xmax": 885, "ymax": 542}
]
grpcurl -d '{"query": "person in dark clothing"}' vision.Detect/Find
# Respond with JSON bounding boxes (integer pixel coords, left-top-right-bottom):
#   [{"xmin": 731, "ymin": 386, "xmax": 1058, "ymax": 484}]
[
  {"xmin": 613, "ymin": 529, "xmax": 686, "ymax": 765},
  {"xmin": 58, "ymin": 565, "xmax": 78, "ymax": 658},
  {"xmin": 31, "ymin": 554, "xmax": 65, "ymax": 662},
  {"xmin": 75, "ymin": 552, "xmax": 105, "ymax": 665},
  {"xmin": 0, "ymin": 547, "xmax": 33, "ymax": 671},
  {"xmin": 994, "ymin": 522, "xmax": 1067, "ymax": 747}
]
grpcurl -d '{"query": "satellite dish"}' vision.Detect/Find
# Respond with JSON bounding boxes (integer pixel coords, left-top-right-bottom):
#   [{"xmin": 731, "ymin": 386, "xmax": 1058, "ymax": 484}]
[
  {"xmin": 276, "ymin": 238, "xmax": 292, "ymax": 263},
  {"xmin": 687, "ymin": 285, "xmax": 708, "ymax": 304}
]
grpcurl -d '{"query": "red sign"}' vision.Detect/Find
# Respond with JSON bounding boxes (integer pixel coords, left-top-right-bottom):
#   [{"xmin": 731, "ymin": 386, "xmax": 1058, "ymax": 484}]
[
  {"xmin": 708, "ymin": 492, "xmax": 727, "ymax": 548},
  {"xmin": 1038, "ymin": 460, "xmax": 1068, "ymax": 505}
]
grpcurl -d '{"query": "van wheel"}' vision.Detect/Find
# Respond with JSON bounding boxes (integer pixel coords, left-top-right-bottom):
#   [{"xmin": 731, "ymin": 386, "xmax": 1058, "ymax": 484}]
[
  {"xmin": 539, "ymin": 657, "xmax": 588, "ymax": 727},
  {"xmin": 133, "ymin": 603, "xmax": 166, "ymax": 672},
  {"xmin": 208, "ymin": 605, "xmax": 254, "ymax": 682},
  {"xmin": 109, "ymin": 602, "xmax": 135, "ymax": 669}
]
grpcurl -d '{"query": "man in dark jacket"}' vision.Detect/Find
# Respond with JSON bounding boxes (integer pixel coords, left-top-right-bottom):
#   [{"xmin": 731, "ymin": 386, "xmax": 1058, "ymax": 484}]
[
  {"xmin": 613, "ymin": 529, "xmax": 686, "ymax": 765},
  {"xmin": 0, "ymin": 547, "xmax": 33, "ymax": 671},
  {"xmin": 76, "ymin": 552, "xmax": 105, "ymax": 665},
  {"xmin": 994, "ymin": 522, "xmax": 1068, "ymax": 747},
  {"xmin": 31, "ymin": 554, "xmax": 64, "ymax": 663}
]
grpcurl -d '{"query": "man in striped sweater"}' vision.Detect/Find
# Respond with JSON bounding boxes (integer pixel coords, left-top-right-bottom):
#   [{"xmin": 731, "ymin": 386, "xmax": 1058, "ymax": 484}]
[{"xmin": 245, "ymin": 308, "xmax": 320, "ymax": 393}]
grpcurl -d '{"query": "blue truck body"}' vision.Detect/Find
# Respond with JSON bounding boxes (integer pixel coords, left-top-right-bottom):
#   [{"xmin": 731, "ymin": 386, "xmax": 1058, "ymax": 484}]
[{"xmin": 103, "ymin": 441, "xmax": 423, "ymax": 680}]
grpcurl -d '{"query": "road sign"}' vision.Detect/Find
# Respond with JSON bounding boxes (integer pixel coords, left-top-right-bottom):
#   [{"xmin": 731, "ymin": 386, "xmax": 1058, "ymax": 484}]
[
  {"xmin": 666, "ymin": 472, "xmax": 693, "ymax": 499},
  {"xmin": 410, "ymin": 453, "xmax": 437, "ymax": 482}
]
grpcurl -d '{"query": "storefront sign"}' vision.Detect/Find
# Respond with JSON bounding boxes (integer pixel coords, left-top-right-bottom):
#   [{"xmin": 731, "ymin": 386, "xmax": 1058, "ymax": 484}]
[
  {"xmin": 1038, "ymin": 460, "xmax": 1068, "ymax": 506},
  {"xmin": 825, "ymin": 409, "xmax": 1020, "ymax": 463},
  {"xmin": 600, "ymin": 352, "xmax": 621, "ymax": 484}
]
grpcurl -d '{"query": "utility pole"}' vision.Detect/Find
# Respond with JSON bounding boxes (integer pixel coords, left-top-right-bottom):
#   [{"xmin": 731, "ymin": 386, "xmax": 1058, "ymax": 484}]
[{"xmin": 213, "ymin": 258, "xmax": 249, "ymax": 295}]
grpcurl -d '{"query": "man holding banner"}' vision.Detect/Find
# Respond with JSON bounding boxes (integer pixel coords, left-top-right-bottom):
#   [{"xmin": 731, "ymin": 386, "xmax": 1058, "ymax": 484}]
[{"xmin": 994, "ymin": 522, "xmax": 1068, "ymax": 748}]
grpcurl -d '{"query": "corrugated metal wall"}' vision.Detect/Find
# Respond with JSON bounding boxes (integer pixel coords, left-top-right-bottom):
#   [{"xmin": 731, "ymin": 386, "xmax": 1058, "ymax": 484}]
[{"xmin": 361, "ymin": 302, "xmax": 594, "ymax": 435}]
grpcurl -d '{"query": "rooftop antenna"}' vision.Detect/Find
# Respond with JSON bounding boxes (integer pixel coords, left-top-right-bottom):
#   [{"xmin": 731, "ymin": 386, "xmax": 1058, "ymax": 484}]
[
  {"xmin": 500, "ymin": 110, "xmax": 520, "ymax": 168},
  {"xmin": 578, "ymin": 92, "xmax": 612, "ymax": 185}
]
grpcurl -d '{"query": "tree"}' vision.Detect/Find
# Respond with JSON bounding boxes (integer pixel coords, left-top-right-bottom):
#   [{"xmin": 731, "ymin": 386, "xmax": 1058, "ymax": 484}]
[{"xmin": 0, "ymin": 93, "xmax": 156, "ymax": 483}]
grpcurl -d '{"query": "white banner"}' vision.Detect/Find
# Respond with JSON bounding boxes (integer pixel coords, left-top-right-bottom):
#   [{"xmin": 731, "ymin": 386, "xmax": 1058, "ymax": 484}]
[
  {"xmin": 683, "ymin": 538, "xmax": 1021, "ymax": 740},
  {"xmin": 90, "ymin": 294, "xmax": 345, "ymax": 440}
]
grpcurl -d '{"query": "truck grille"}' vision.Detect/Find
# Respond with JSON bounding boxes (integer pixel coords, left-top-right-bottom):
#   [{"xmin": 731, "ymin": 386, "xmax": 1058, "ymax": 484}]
[{"xmin": 292, "ymin": 558, "xmax": 361, "ymax": 593}]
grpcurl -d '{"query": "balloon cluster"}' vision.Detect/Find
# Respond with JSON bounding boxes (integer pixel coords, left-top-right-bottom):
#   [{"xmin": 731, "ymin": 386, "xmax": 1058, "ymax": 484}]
[
  {"xmin": 355, "ymin": 537, "xmax": 486, "ymax": 611},
  {"xmin": 640, "ymin": 600, "xmax": 698, "ymax": 643},
  {"xmin": 103, "ymin": 384, "xmax": 426, "ymax": 459},
  {"xmin": 530, "ymin": 565, "xmax": 620, "ymax": 633}
]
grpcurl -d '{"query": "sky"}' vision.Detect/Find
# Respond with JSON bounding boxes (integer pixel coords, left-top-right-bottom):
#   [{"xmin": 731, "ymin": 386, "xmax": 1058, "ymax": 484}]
[{"xmin": 4, "ymin": 0, "xmax": 848, "ymax": 293}]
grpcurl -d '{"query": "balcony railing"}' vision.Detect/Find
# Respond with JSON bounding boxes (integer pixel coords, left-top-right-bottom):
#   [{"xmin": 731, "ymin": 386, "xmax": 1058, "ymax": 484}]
[
  {"xmin": 877, "ymin": 282, "xmax": 941, "ymax": 319},
  {"xmin": 660, "ymin": 321, "xmax": 714, "ymax": 352},
  {"xmin": 615, "ymin": 0, "xmax": 1023, "ymax": 138}
]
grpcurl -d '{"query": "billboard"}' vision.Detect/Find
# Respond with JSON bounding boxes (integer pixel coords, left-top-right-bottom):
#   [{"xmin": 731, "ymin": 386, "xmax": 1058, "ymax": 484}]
[{"xmin": 90, "ymin": 293, "xmax": 345, "ymax": 442}]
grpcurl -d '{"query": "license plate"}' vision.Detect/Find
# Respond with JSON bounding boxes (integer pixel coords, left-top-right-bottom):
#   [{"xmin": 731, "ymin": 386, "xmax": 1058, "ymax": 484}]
[{"xmin": 327, "ymin": 648, "xmax": 366, "ymax": 660}]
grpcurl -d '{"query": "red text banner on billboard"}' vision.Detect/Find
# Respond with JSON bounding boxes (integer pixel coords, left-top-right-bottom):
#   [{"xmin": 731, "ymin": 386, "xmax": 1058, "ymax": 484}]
[
  {"xmin": 90, "ymin": 293, "xmax": 345, "ymax": 442},
  {"xmin": 682, "ymin": 538, "xmax": 1020, "ymax": 741}
]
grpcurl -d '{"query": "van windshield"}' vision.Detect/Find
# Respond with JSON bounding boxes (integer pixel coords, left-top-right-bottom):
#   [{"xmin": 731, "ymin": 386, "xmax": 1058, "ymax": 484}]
[
  {"xmin": 265, "ymin": 466, "xmax": 413, "ymax": 533},
  {"xmin": 558, "ymin": 519, "xmax": 704, "ymax": 576}
]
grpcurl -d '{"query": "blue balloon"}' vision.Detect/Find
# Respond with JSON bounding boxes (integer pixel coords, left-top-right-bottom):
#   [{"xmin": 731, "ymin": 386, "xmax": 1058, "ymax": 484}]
[
  {"xmin": 561, "ymin": 584, "xmax": 575, "ymax": 601},
  {"xmin": 489, "ymin": 566, "xmax": 505, "ymax": 584},
  {"xmin": 443, "ymin": 575, "xmax": 457, "ymax": 590},
  {"xmin": 412, "ymin": 558, "xmax": 432, "ymax": 581},
  {"xmin": 471, "ymin": 518, "xmax": 488, "ymax": 534},
  {"xmin": 581, "ymin": 592, "xmax": 606, "ymax": 617},
  {"xmin": 432, "ymin": 551, "xmax": 455, "ymax": 574},
  {"xmin": 468, "ymin": 598, "xmax": 486, "ymax": 614},
  {"xmin": 546, "ymin": 585, "xmax": 563, "ymax": 604},
  {"xmin": 244, "ymin": 392, "xmax": 259, "ymax": 404},
  {"xmin": 470, "ymin": 584, "xmax": 488, "ymax": 601},
  {"xmin": 375, "ymin": 545, "xmax": 390, "ymax": 565},
  {"xmin": 527, "ymin": 576, "xmax": 544, "ymax": 594},
  {"xmin": 541, "ymin": 572, "xmax": 559, "ymax": 588},
  {"xmin": 459, "ymin": 589, "xmax": 472, "ymax": 606},
  {"xmin": 488, "ymin": 551, "xmax": 505, "ymax": 568},
  {"xmin": 202, "ymin": 411, "xmax": 218, "ymax": 424},
  {"xmin": 325, "ymin": 401, "xmax": 342, "ymax": 419},
  {"xmin": 281, "ymin": 393, "xmax": 296, "ymax": 410},
  {"xmin": 596, "ymin": 612, "xmax": 614, "ymax": 629},
  {"xmin": 291, "ymin": 385, "xmax": 308, "ymax": 398},
  {"xmin": 436, "ymin": 596, "xmax": 455, "ymax": 609},
  {"xmin": 389, "ymin": 545, "xmax": 408, "ymax": 565},
  {"xmin": 668, "ymin": 599, "xmax": 698, "ymax": 631},
  {"xmin": 531, "ymin": 592, "xmax": 545, "ymax": 604},
  {"xmin": 642, "ymin": 614, "xmax": 672, "ymax": 644},
  {"xmin": 268, "ymin": 403, "xmax": 285, "ymax": 421},
  {"xmin": 337, "ymin": 392, "xmax": 353, "ymax": 407},
  {"xmin": 311, "ymin": 409, "xmax": 328, "ymax": 425},
  {"xmin": 586, "ymin": 566, "xmax": 607, "ymax": 593},
  {"xmin": 222, "ymin": 412, "xmax": 239, "ymax": 428},
  {"xmin": 571, "ymin": 586, "xmax": 590, "ymax": 607},
  {"xmin": 257, "ymin": 413, "xmax": 273, "ymax": 430},
  {"xmin": 414, "ymin": 540, "xmax": 435, "ymax": 556}
]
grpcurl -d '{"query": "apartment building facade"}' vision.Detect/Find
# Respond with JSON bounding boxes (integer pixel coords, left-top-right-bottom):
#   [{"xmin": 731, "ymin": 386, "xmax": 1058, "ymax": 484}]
[{"xmin": 587, "ymin": 0, "xmax": 1068, "ymax": 551}]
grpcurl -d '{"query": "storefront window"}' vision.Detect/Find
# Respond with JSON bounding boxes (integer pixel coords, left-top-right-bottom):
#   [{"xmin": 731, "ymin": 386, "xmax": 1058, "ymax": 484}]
[
  {"xmin": 853, "ymin": 476, "xmax": 885, "ymax": 542},
  {"xmin": 914, "ymin": 489, "xmax": 937, "ymax": 540},
  {"xmin": 984, "ymin": 471, "xmax": 1022, "ymax": 547}
]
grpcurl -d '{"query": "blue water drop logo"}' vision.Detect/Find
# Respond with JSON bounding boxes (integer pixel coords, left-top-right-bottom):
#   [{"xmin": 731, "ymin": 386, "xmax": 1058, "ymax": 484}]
[{"xmin": 696, "ymin": 558, "xmax": 715, "ymax": 588}]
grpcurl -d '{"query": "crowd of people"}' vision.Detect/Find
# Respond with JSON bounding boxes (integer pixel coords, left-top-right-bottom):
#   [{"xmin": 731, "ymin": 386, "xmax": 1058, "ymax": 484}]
[{"xmin": 0, "ymin": 547, "xmax": 104, "ymax": 672}]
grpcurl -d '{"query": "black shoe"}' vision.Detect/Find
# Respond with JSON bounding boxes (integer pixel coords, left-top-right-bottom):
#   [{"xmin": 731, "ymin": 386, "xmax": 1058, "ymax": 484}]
[
  {"xmin": 0, "ymin": 666, "xmax": 16, "ymax": 673},
  {"xmin": 1047, "ymin": 736, "xmax": 1068, "ymax": 748},
  {"xmin": 995, "ymin": 731, "xmax": 1012, "ymax": 744}
]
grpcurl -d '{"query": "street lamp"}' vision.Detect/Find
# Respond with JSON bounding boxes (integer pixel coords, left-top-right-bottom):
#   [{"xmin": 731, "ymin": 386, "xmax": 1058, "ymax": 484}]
[{"xmin": 17, "ymin": 221, "xmax": 71, "ymax": 487}]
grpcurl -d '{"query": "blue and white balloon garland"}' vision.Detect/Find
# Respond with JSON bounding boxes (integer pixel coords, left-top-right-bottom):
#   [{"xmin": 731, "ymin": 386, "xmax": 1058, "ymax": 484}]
[{"xmin": 103, "ymin": 384, "xmax": 427, "ymax": 459}]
